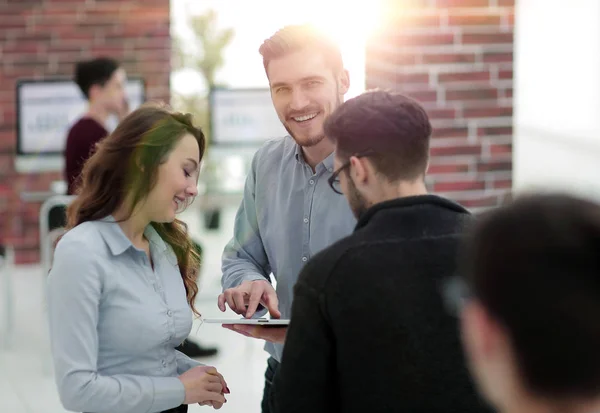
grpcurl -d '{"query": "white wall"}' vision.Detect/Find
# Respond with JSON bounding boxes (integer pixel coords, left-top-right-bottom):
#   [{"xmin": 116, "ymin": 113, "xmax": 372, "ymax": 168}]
[{"xmin": 513, "ymin": 0, "xmax": 600, "ymax": 202}]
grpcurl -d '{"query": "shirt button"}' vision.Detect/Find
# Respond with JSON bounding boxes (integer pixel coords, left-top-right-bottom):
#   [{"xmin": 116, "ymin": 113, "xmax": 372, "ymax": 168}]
[
  {"xmin": 328, "ymin": 168, "xmax": 333, "ymax": 172},
  {"xmin": 309, "ymin": 179, "xmax": 315, "ymax": 185},
  {"xmin": 302, "ymin": 256, "xmax": 308, "ymax": 262},
  {"xmin": 167, "ymin": 310, "xmax": 173, "ymax": 317},
  {"xmin": 162, "ymin": 360, "xmax": 167, "ymax": 367},
  {"xmin": 303, "ymin": 217, "xmax": 309, "ymax": 223}
]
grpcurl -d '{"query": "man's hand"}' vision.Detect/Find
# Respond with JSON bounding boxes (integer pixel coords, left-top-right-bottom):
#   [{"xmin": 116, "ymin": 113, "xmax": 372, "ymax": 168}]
[
  {"xmin": 218, "ymin": 279, "xmax": 280, "ymax": 319},
  {"xmin": 222, "ymin": 324, "xmax": 287, "ymax": 344}
]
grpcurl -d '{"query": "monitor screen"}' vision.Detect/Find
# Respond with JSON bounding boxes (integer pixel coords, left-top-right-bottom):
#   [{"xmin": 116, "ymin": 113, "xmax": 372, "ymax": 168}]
[
  {"xmin": 210, "ymin": 88, "xmax": 287, "ymax": 145},
  {"xmin": 16, "ymin": 77, "xmax": 146, "ymax": 156}
]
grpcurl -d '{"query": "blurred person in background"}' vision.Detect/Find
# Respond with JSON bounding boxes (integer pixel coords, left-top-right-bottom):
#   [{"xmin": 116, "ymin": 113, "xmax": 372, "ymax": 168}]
[
  {"xmin": 65, "ymin": 57, "xmax": 128, "ymax": 196},
  {"xmin": 48, "ymin": 104, "xmax": 229, "ymax": 413},
  {"xmin": 271, "ymin": 90, "xmax": 490, "ymax": 413},
  {"xmin": 217, "ymin": 24, "xmax": 356, "ymax": 412},
  {"xmin": 450, "ymin": 193, "xmax": 600, "ymax": 413},
  {"xmin": 65, "ymin": 57, "xmax": 218, "ymax": 359}
]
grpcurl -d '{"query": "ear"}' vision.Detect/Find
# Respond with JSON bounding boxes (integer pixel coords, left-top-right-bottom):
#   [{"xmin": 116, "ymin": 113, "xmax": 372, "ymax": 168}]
[
  {"xmin": 88, "ymin": 83, "xmax": 102, "ymax": 102},
  {"xmin": 348, "ymin": 155, "xmax": 368, "ymax": 186},
  {"xmin": 461, "ymin": 301, "xmax": 500, "ymax": 363},
  {"xmin": 338, "ymin": 69, "xmax": 350, "ymax": 95}
]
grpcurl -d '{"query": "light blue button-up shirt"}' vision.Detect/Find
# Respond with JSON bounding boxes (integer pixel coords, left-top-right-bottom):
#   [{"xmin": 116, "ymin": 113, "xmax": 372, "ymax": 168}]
[
  {"xmin": 222, "ymin": 136, "xmax": 357, "ymax": 361},
  {"xmin": 47, "ymin": 216, "xmax": 203, "ymax": 413}
]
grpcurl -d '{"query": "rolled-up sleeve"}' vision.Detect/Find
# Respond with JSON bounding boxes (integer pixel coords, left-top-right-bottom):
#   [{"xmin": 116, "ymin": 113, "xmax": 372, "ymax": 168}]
[{"xmin": 47, "ymin": 240, "xmax": 185, "ymax": 413}]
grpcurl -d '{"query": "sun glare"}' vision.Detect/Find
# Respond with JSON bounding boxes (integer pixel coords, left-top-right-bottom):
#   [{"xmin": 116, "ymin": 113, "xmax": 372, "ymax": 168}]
[{"xmin": 283, "ymin": 0, "xmax": 384, "ymax": 98}]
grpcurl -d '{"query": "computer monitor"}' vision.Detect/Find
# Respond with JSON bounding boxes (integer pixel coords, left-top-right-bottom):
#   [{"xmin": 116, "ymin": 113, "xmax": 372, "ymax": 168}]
[
  {"xmin": 209, "ymin": 87, "xmax": 286, "ymax": 146},
  {"xmin": 15, "ymin": 77, "xmax": 146, "ymax": 173}
]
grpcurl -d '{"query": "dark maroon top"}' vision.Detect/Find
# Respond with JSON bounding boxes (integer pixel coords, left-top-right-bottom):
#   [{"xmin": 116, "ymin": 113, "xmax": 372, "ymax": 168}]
[{"xmin": 64, "ymin": 117, "xmax": 108, "ymax": 195}]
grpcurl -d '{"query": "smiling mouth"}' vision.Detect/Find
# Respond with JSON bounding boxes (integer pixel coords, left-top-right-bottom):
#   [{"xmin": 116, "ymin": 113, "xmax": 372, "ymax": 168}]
[
  {"xmin": 292, "ymin": 112, "xmax": 318, "ymax": 122},
  {"xmin": 173, "ymin": 196, "xmax": 185, "ymax": 210}
]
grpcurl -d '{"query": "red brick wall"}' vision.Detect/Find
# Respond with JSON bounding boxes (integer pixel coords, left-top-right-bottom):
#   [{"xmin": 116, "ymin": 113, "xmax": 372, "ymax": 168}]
[
  {"xmin": 0, "ymin": 0, "xmax": 171, "ymax": 264},
  {"xmin": 366, "ymin": 0, "xmax": 514, "ymax": 209}
]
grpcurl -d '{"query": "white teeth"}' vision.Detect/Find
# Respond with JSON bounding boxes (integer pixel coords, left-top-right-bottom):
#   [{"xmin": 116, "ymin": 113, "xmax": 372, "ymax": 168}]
[{"xmin": 293, "ymin": 113, "xmax": 317, "ymax": 122}]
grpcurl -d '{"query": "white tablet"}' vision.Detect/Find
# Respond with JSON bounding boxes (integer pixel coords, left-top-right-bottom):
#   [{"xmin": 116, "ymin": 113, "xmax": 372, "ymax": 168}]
[{"xmin": 203, "ymin": 318, "xmax": 290, "ymax": 326}]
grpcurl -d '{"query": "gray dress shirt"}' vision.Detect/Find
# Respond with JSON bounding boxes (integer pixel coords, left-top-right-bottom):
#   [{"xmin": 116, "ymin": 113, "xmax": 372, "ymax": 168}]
[
  {"xmin": 47, "ymin": 216, "xmax": 203, "ymax": 413},
  {"xmin": 221, "ymin": 136, "xmax": 357, "ymax": 361}
]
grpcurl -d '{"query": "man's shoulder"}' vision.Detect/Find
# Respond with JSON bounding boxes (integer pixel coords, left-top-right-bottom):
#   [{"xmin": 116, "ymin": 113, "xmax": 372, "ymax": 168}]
[
  {"xmin": 253, "ymin": 135, "xmax": 296, "ymax": 164},
  {"xmin": 297, "ymin": 231, "xmax": 360, "ymax": 290}
]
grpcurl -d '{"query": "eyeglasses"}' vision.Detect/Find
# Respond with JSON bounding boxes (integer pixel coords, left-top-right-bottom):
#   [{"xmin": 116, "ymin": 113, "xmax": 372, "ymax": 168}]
[{"xmin": 327, "ymin": 151, "xmax": 376, "ymax": 195}]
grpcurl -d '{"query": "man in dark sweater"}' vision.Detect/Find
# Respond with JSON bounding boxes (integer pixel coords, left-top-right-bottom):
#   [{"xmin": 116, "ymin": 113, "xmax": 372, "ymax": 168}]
[{"xmin": 267, "ymin": 90, "xmax": 491, "ymax": 412}]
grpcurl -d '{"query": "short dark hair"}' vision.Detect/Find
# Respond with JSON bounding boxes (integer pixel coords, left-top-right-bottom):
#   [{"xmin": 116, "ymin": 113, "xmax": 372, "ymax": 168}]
[
  {"xmin": 324, "ymin": 89, "xmax": 432, "ymax": 182},
  {"xmin": 258, "ymin": 24, "xmax": 343, "ymax": 76},
  {"xmin": 74, "ymin": 57, "xmax": 120, "ymax": 99},
  {"xmin": 463, "ymin": 193, "xmax": 600, "ymax": 399}
]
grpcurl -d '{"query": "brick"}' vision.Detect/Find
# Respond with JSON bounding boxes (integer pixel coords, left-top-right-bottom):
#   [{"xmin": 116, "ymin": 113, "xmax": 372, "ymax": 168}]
[
  {"xmin": 499, "ymin": 69, "xmax": 513, "ymax": 79},
  {"xmin": 433, "ymin": 126, "xmax": 469, "ymax": 139},
  {"xmin": 392, "ymin": 14, "xmax": 441, "ymax": 28},
  {"xmin": 15, "ymin": 249, "xmax": 40, "ymax": 265},
  {"xmin": 395, "ymin": 33, "xmax": 455, "ymax": 47},
  {"xmin": 478, "ymin": 126, "xmax": 513, "ymax": 136},
  {"xmin": 0, "ymin": 154, "xmax": 13, "ymax": 176},
  {"xmin": 462, "ymin": 33, "xmax": 514, "ymax": 45},
  {"xmin": 406, "ymin": 90, "xmax": 438, "ymax": 103},
  {"xmin": 483, "ymin": 52, "xmax": 513, "ymax": 63},
  {"xmin": 477, "ymin": 160, "xmax": 512, "ymax": 172},
  {"xmin": 367, "ymin": 68, "xmax": 429, "ymax": 85},
  {"xmin": 435, "ymin": 0, "xmax": 490, "ymax": 6},
  {"xmin": 427, "ymin": 163, "xmax": 470, "ymax": 174},
  {"xmin": 446, "ymin": 88, "xmax": 499, "ymax": 101},
  {"xmin": 493, "ymin": 179, "xmax": 512, "ymax": 189},
  {"xmin": 421, "ymin": 52, "xmax": 476, "ymax": 64},
  {"xmin": 438, "ymin": 71, "xmax": 491, "ymax": 83},
  {"xmin": 366, "ymin": 48, "xmax": 417, "ymax": 66},
  {"xmin": 427, "ymin": 108, "xmax": 457, "ymax": 120},
  {"xmin": 460, "ymin": 195, "xmax": 501, "ymax": 208},
  {"xmin": 448, "ymin": 14, "xmax": 502, "ymax": 26},
  {"xmin": 490, "ymin": 144, "xmax": 512, "ymax": 155},
  {"xmin": 498, "ymin": 0, "xmax": 515, "ymax": 5},
  {"xmin": 463, "ymin": 106, "xmax": 512, "ymax": 118},
  {"xmin": 504, "ymin": 88, "xmax": 513, "ymax": 98},
  {"xmin": 0, "ymin": 130, "xmax": 16, "ymax": 153},
  {"xmin": 430, "ymin": 144, "xmax": 481, "ymax": 156},
  {"xmin": 435, "ymin": 180, "xmax": 486, "ymax": 192}
]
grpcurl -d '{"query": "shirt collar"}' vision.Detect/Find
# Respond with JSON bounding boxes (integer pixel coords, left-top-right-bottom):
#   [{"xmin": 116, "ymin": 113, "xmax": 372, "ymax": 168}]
[
  {"xmin": 294, "ymin": 142, "xmax": 335, "ymax": 173},
  {"xmin": 97, "ymin": 215, "xmax": 168, "ymax": 256}
]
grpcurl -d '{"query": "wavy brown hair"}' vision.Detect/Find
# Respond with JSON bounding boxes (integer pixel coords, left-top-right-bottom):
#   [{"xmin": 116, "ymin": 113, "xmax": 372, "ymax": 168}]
[{"xmin": 65, "ymin": 102, "xmax": 206, "ymax": 316}]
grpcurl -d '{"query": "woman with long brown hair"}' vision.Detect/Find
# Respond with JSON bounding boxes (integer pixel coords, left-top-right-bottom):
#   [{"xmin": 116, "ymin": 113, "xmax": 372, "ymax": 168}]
[{"xmin": 47, "ymin": 103, "xmax": 229, "ymax": 413}]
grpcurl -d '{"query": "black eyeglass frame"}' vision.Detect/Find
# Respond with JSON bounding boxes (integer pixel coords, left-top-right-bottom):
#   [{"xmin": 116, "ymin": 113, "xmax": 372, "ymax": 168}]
[{"xmin": 327, "ymin": 150, "xmax": 377, "ymax": 194}]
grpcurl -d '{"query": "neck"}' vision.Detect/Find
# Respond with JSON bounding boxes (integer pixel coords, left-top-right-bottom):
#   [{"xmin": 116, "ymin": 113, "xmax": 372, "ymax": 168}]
[
  {"xmin": 85, "ymin": 101, "xmax": 111, "ymax": 127},
  {"xmin": 301, "ymin": 138, "xmax": 334, "ymax": 171},
  {"xmin": 376, "ymin": 179, "xmax": 428, "ymax": 204},
  {"xmin": 113, "ymin": 205, "xmax": 149, "ymax": 247}
]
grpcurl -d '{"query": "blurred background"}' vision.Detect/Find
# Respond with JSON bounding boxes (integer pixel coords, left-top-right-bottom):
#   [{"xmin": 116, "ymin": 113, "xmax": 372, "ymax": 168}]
[{"xmin": 1, "ymin": 0, "xmax": 599, "ymax": 412}]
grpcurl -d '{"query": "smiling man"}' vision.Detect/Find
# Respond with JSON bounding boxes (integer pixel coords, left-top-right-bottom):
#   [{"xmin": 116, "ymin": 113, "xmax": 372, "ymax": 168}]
[{"xmin": 218, "ymin": 24, "xmax": 356, "ymax": 413}]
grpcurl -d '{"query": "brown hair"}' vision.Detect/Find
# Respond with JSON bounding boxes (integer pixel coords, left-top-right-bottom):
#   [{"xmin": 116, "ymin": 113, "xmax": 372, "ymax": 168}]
[
  {"xmin": 324, "ymin": 89, "xmax": 432, "ymax": 182},
  {"xmin": 66, "ymin": 102, "xmax": 206, "ymax": 316},
  {"xmin": 258, "ymin": 24, "xmax": 343, "ymax": 76}
]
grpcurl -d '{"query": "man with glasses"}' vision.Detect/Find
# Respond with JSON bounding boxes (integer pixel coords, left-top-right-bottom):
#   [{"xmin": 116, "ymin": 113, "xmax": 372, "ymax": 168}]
[
  {"xmin": 270, "ymin": 90, "xmax": 491, "ymax": 413},
  {"xmin": 448, "ymin": 193, "xmax": 600, "ymax": 413}
]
